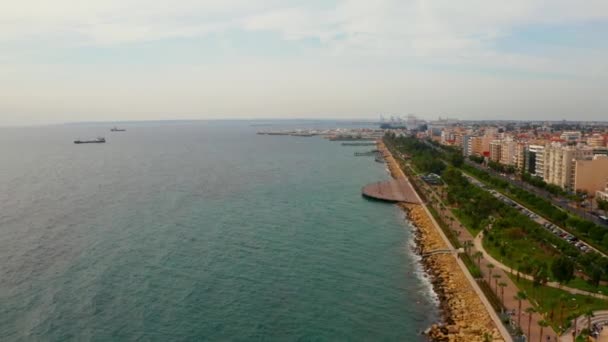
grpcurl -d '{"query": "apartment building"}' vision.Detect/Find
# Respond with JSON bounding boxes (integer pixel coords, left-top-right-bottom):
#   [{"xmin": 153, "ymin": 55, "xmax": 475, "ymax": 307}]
[
  {"xmin": 462, "ymin": 135, "xmax": 473, "ymax": 156},
  {"xmin": 489, "ymin": 140, "xmax": 502, "ymax": 162},
  {"xmin": 499, "ymin": 139, "xmax": 517, "ymax": 166},
  {"xmin": 515, "ymin": 142, "xmax": 527, "ymax": 171},
  {"xmin": 527, "ymin": 145, "xmax": 545, "ymax": 177},
  {"xmin": 543, "ymin": 144, "xmax": 593, "ymax": 191},
  {"xmin": 587, "ymin": 134, "xmax": 606, "ymax": 147},
  {"xmin": 469, "ymin": 136, "xmax": 484, "ymax": 156},
  {"xmin": 573, "ymin": 155, "xmax": 608, "ymax": 195},
  {"xmin": 560, "ymin": 131, "xmax": 582, "ymax": 143}
]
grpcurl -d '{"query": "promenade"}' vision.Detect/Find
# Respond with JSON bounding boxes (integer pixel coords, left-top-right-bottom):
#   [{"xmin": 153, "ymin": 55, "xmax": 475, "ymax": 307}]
[{"xmin": 379, "ymin": 141, "xmax": 510, "ymax": 341}]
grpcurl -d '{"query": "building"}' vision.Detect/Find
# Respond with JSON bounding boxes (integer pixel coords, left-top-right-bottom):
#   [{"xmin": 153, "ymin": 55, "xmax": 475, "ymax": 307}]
[
  {"xmin": 597, "ymin": 188, "xmax": 608, "ymax": 202},
  {"xmin": 527, "ymin": 145, "xmax": 545, "ymax": 177},
  {"xmin": 573, "ymin": 156, "xmax": 608, "ymax": 196},
  {"xmin": 499, "ymin": 139, "xmax": 517, "ymax": 165},
  {"xmin": 462, "ymin": 135, "xmax": 473, "ymax": 156},
  {"xmin": 543, "ymin": 144, "xmax": 594, "ymax": 191},
  {"xmin": 587, "ymin": 134, "xmax": 606, "ymax": 147},
  {"xmin": 480, "ymin": 133, "xmax": 498, "ymax": 155},
  {"xmin": 515, "ymin": 142, "xmax": 527, "ymax": 171},
  {"xmin": 469, "ymin": 136, "xmax": 484, "ymax": 156},
  {"xmin": 560, "ymin": 131, "xmax": 582, "ymax": 144},
  {"xmin": 489, "ymin": 140, "xmax": 502, "ymax": 162}
]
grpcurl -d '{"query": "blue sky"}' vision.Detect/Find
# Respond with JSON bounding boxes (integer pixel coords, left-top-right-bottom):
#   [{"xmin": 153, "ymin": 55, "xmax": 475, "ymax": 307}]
[{"xmin": 1, "ymin": 0, "xmax": 607, "ymax": 125}]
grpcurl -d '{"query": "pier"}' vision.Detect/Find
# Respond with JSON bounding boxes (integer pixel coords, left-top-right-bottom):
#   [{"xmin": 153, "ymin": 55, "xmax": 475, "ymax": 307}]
[
  {"xmin": 361, "ymin": 179, "xmax": 421, "ymax": 204},
  {"xmin": 341, "ymin": 142, "xmax": 377, "ymax": 146}
]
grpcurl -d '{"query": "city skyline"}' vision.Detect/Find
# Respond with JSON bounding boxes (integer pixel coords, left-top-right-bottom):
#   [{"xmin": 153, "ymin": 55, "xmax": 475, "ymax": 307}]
[{"xmin": 2, "ymin": 1, "xmax": 608, "ymax": 125}]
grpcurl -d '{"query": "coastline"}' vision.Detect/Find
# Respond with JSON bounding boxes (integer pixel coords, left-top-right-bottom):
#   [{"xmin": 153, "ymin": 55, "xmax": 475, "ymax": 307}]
[{"xmin": 377, "ymin": 141, "xmax": 503, "ymax": 341}]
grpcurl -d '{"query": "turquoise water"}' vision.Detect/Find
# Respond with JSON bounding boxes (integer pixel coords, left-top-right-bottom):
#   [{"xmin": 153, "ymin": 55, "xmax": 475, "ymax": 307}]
[{"xmin": 0, "ymin": 121, "xmax": 438, "ymax": 341}]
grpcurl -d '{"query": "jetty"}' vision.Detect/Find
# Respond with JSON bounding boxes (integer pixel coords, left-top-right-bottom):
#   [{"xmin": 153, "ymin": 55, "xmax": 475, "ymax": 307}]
[
  {"xmin": 361, "ymin": 179, "xmax": 421, "ymax": 204},
  {"xmin": 354, "ymin": 150, "xmax": 379, "ymax": 156},
  {"xmin": 341, "ymin": 142, "xmax": 377, "ymax": 146}
]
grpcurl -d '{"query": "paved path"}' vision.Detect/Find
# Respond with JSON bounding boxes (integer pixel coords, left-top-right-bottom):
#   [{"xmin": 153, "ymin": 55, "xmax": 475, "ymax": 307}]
[{"xmin": 473, "ymin": 232, "xmax": 608, "ymax": 299}]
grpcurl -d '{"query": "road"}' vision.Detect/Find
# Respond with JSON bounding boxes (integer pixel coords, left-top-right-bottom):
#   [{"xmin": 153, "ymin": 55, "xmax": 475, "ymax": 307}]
[
  {"xmin": 464, "ymin": 160, "xmax": 608, "ymax": 228},
  {"xmin": 473, "ymin": 232, "xmax": 608, "ymax": 299},
  {"xmin": 462, "ymin": 172, "xmax": 607, "ymax": 259},
  {"xmin": 421, "ymin": 137, "xmax": 607, "ymax": 227}
]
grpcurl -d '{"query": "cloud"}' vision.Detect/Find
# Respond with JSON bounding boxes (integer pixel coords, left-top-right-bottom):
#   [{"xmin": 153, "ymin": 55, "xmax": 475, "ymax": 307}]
[
  {"xmin": 1, "ymin": 1, "xmax": 608, "ymax": 124},
  {"xmin": 3, "ymin": 1, "xmax": 608, "ymax": 48}
]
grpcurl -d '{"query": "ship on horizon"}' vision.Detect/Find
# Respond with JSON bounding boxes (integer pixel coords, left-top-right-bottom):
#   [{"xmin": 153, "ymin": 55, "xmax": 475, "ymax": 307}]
[
  {"xmin": 110, "ymin": 127, "xmax": 126, "ymax": 132},
  {"xmin": 74, "ymin": 137, "xmax": 106, "ymax": 144}
]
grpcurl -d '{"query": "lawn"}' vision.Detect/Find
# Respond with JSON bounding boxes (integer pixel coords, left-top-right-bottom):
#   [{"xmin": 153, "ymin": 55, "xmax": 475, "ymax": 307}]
[
  {"xmin": 510, "ymin": 276, "xmax": 608, "ymax": 333},
  {"xmin": 483, "ymin": 227, "xmax": 556, "ymax": 271},
  {"xmin": 567, "ymin": 277, "xmax": 608, "ymax": 296},
  {"xmin": 452, "ymin": 208, "xmax": 483, "ymax": 235}
]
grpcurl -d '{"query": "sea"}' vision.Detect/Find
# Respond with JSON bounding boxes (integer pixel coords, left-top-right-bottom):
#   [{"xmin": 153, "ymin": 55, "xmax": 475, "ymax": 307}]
[{"xmin": 0, "ymin": 120, "xmax": 438, "ymax": 341}]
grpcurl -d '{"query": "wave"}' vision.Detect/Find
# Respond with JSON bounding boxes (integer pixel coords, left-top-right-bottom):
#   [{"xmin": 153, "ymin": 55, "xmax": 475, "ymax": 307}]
[{"xmin": 400, "ymin": 211, "xmax": 440, "ymax": 308}]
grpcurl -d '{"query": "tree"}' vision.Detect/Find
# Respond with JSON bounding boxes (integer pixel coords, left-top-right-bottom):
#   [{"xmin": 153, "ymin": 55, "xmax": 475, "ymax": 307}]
[
  {"xmin": 463, "ymin": 240, "xmax": 473, "ymax": 255},
  {"xmin": 515, "ymin": 291, "xmax": 528, "ymax": 328},
  {"xmin": 558, "ymin": 294, "xmax": 568, "ymax": 327},
  {"xmin": 551, "ymin": 256, "xmax": 575, "ymax": 285},
  {"xmin": 538, "ymin": 320, "xmax": 549, "ymax": 342},
  {"xmin": 525, "ymin": 307, "xmax": 536, "ymax": 341},
  {"xmin": 568, "ymin": 313, "xmax": 579, "ymax": 338},
  {"xmin": 598, "ymin": 199, "xmax": 608, "ymax": 213},
  {"xmin": 498, "ymin": 282, "xmax": 507, "ymax": 307},
  {"xmin": 585, "ymin": 309, "xmax": 594, "ymax": 333},
  {"xmin": 493, "ymin": 274, "xmax": 501, "ymax": 294},
  {"xmin": 474, "ymin": 251, "xmax": 483, "ymax": 268},
  {"xmin": 487, "ymin": 263, "xmax": 495, "ymax": 284},
  {"xmin": 590, "ymin": 264, "xmax": 603, "ymax": 288}
]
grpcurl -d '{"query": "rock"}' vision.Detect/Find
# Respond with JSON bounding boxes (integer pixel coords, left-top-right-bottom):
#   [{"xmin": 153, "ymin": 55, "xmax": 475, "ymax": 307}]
[{"xmin": 446, "ymin": 324, "xmax": 460, "ymax": 334}]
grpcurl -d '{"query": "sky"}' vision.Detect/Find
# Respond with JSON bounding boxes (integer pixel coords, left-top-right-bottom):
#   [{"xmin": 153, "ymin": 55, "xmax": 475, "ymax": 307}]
[{"xmin": 1, "ymin": 0, "xmax": 608, "ymax": 125}]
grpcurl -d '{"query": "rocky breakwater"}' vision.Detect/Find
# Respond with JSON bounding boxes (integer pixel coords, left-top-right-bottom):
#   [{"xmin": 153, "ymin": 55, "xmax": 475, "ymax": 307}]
[
  {"xmin": 377, "ymin": 141, "xmax": 405, "ymax": 180},
  {"xmin": 401, "ymin": 204, "xmax": 502, "ymax": 342}
]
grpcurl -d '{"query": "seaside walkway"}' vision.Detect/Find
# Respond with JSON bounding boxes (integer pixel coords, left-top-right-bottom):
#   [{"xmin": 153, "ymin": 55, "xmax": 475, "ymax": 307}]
[
  {"xmin": 361, "ymin": 180, "xmax": 421, "ymax": 204},
  {"xmin": 380, "ymin": 141, "xmax": 513, "ymax": 341},
  {"xmin": 422, "ymin": 248, "xmax": 464, "ymax": 257}
]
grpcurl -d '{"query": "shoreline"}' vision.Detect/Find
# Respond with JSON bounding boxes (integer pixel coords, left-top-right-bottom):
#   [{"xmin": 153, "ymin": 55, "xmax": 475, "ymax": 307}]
[{"xmin": 377, "ymin": 140, "xmax": 503, "ymax": 341}]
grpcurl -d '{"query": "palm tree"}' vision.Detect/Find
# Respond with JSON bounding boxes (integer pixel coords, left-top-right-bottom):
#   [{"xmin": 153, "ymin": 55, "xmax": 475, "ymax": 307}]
[
  {"xmin": 473, "ymin": 251, "xmax": 483, "ymax": 269},
  {"xmin": 538, "ymin": 320, "xmax": 549, "ymax": 342},
  {"xmin": 568, "ymin": 313, "xmax": 579, "ymax": 338},
  {"xmin": 585, "ymin": 309, "xmax": 594, "ymax": 333},
  {"xmin": 498, "ymin": 282, "xmax": 507, "ymax": 307},
  {"xmin": 525, "ymin": 307, "xmax": 536, "ymax": 341},
  {"xmin": 515, "ymin": 291, "xmax": 528, "ymax": 328},
  {"xmin": 493, "ymin": 274, "xmax": 502, "ymax": 293},
  {"xmin": 463, "ymin": 240, "xmax": 473, "ymax": 255},
  {"xmin": 487, "ymin": 263, "xmax": 495, "ymax": 284},
  {"xmin": 558, "ymin": 294, "xmax": 568, "ymax": 327}
]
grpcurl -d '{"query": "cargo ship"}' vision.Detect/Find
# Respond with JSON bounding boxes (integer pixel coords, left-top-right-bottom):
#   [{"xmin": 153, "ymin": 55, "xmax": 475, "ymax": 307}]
[
  {"xmin": 74, "ymin": 137, "xmax": 106, "ymax": 144},
  {"xmin": 110, "ymin": 127, "xmax": 126, "ymax": 132}
]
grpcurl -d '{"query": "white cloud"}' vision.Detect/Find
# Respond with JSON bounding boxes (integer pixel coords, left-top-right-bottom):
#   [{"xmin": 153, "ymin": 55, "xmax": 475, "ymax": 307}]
[{"xmin": 1, "ymin": 1, "xmax": 608, "ymax": 124}]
